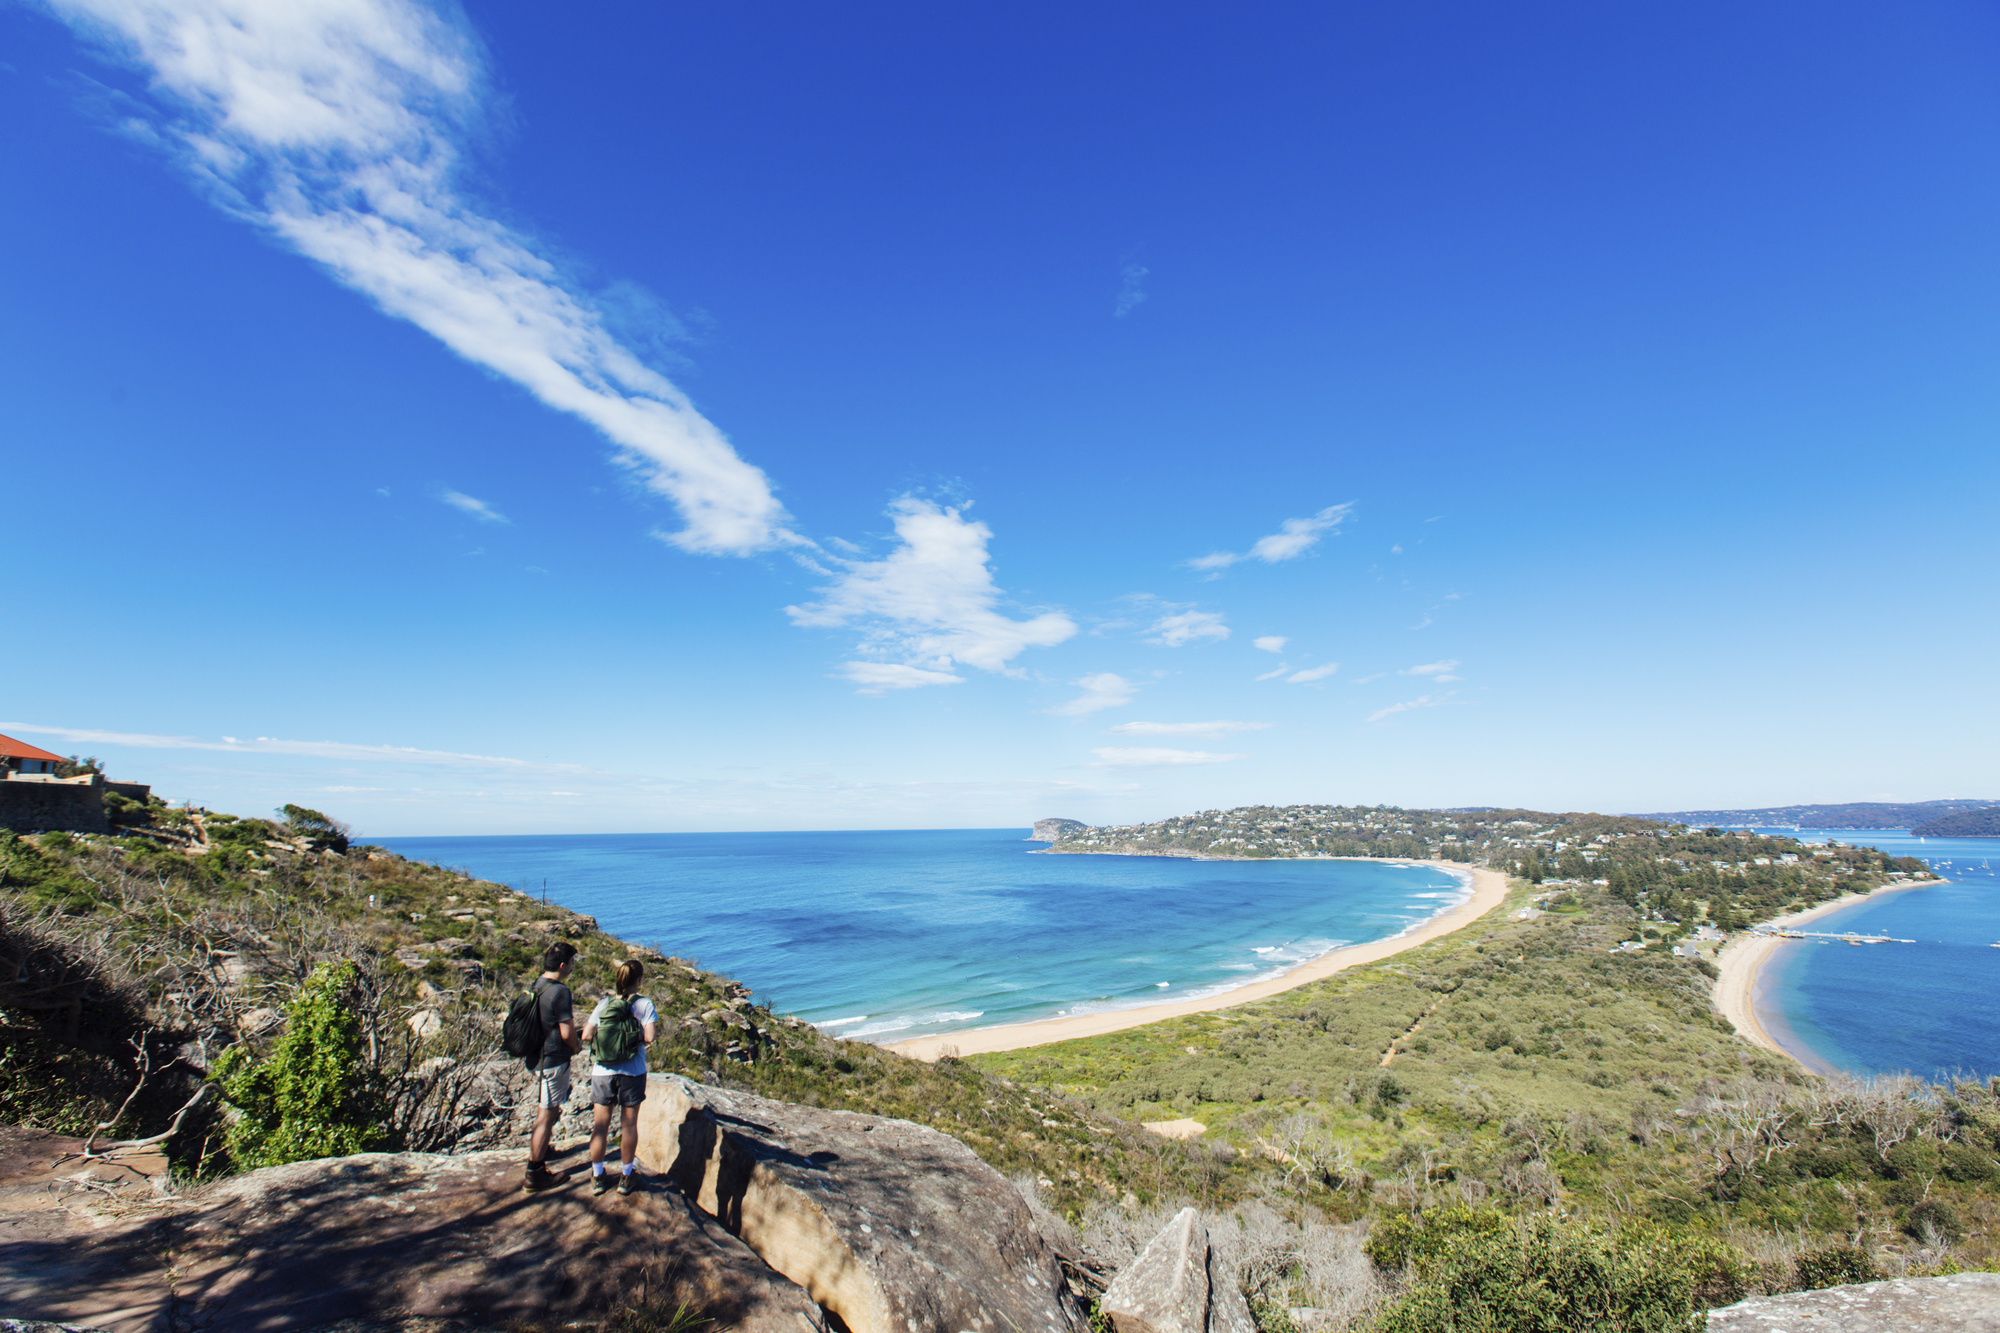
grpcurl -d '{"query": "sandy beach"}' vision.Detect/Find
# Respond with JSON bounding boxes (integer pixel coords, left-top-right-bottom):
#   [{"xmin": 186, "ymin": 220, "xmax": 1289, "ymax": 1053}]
[
  {"xmin": 1712, "ymin": 876, "xmax": 1947, "ymax": 1069},
  {"xmin": 886, "ymin": 861, "xmax": 1511, "ymax": 1061}
]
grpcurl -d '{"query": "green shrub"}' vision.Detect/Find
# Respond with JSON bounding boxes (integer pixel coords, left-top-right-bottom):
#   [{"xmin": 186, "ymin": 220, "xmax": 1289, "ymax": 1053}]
[
  {"xmin": 1791, "ymin": 1245, "xmax": 1881, "ymax": 1291},
  {"xmin": 1905, "ymin": 1197, "xmax": 1966, "ymax": 1243},
  {"xmin": 213, "ymin": 961, "xmax": 388, "ymax": 1168},
  {"xmin": 1369, "ymin": 1207, "xmax": 1747, "ymax": 1333}
]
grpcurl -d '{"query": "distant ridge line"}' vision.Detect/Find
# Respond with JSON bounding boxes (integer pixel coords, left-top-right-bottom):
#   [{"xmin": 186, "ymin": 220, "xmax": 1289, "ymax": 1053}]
[{"xmin": 1634, "ymin": 798, "xmax": 1996, "ymax": 830}]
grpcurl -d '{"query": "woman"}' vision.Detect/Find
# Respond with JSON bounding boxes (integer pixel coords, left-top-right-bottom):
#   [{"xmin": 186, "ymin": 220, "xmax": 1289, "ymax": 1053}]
[{"xmin": 579, "ymin": 958, "xmax": 659, "ymax": 1196}]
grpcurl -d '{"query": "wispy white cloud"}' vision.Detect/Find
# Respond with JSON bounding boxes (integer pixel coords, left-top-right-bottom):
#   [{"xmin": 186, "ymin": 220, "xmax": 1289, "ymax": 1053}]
[
  {"xmin": 789, "ymin": 498, "xmax": 1075, "ymax": 681},
  {"xmin": 1146, "ymin": 610, "xmax": 1229, "ymax": 647},
  {"xmin": 1404, "ymin": 659, "xmax": 1462, "ymax": 682},
  {"xmin": 837, "ymin": 662, "xmax": 966, "ymax": 695},
  {"xmin": 1114, "ymin": 261, "xmax": 1148, "ymax": 317},
  {"xmin": 442, "ymin": 489, "xmax": 508, "ymax": 524},
  {"xmin": 1366, "ymin": 695, "xmax": 1461, "ymax": 723},
  {"xmin": 1188, "ymin": 504, "xmax": 1353, "ymax": 573},
  {"xmin": 1252, "ymin": 635, "xmax": 1288, "ymax": 653},
  {"xmin": 1350, "ymin": 672, "xmax": 1386, "ymax": 685},
  {"xmin": 1104, "ymin": 720, "xmax": 1269, "ymax": 737},
  {"xmin": 0, "ymin": 721, "xmax": 593, "ymax": 772},
  {"xmin": 1286, "ymin": 663, "xmax": 1340, "ymax": 684},
  {"xmin": 1089, "ymin": 747, "xmax": 1246, "ymax": 768},
  {"xmin": 1254, "ymin": 663, "xmax": 1292, "ymax": 681},
  {"xmin": 48, "ymin": 0, "xmax": 793, "ymax": 555},
  {"xmin": 1047, "ymin": 673, "xmax": 1136, "ymax": 716}
]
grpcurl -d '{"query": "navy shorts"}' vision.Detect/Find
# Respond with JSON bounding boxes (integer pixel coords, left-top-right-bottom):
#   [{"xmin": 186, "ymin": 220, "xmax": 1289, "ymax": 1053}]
[{"xmin": 591, "ymin": 1073, "xmax": 647, "ymax": 1107}]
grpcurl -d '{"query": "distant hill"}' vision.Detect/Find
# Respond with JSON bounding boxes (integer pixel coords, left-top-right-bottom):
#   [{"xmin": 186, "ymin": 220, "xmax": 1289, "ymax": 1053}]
[
  {"xmin": 1911, "ymin": 806, "xmax": 2000, "ymax": 837},
  {"xmin": 1638, "ymin": 798, "xmax": 1997, "ymax": 830}
]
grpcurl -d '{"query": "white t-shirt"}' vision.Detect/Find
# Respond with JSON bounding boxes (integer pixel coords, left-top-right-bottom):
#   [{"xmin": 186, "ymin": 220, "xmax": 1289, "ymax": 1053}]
[{"xmin": 586, "ymin": 994, "xmax": 658, "ymax": 1077}]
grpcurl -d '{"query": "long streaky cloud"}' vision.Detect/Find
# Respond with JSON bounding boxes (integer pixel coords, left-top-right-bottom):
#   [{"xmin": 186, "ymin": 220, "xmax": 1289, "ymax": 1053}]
[
  {"xmin": 0, "ymin": 721, "xmax": 594, "ymax": 773},
  {"xmin": 1104, "ymin": 720, "xmax": 1269, "ymax": 737},
  {"xmin": 48, "ymin": 0, "xmax": 794, "ymax": 556}
]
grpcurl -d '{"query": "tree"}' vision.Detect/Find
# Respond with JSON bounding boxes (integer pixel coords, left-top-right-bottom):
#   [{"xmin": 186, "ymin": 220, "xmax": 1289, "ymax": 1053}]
[
  {"xmin": 214, "ymin": 961, "xmax": 386, "ymax": 1168},
  {"xmin": 278, "ymin": 803, "xmax": 351, "ymax": 853}
]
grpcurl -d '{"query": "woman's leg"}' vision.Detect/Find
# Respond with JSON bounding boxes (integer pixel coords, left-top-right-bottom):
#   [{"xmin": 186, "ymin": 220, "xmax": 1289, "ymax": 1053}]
[
  {"xmin": 589, "ymin": 1101, "xmax": 612, "ymax": 1166},
  {"xmin": 620, "ymin": 1100, "xmax": 641, "ymax": 1167}
]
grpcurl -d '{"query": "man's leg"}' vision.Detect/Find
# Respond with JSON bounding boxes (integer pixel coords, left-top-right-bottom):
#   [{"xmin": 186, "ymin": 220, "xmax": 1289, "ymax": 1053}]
[
  {"xmin": 529, "ymin": 1103, "xmax": 557, "ymax": 1165},
  {"xmin": 524, "ymin": 1064, "xmax": 572, "ymax": 1192}
]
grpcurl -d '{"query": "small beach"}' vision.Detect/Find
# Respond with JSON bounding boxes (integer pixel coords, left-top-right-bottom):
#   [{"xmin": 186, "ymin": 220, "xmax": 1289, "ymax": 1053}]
[
  {"xmin": 1712, "ymin": 876, "xmax": 1946, "ymax": 1070},
  {"xmin": 887, "ymin": 862, "xmax": 1510, "ymax": 1060}
]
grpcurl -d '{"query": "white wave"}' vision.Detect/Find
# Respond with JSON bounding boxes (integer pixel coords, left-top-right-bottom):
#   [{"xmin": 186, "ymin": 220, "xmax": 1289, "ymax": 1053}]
[
  {"xmin": 840, "ymin": 1009, "xmax": 984, "ymax": 1039},
  {"xmin": 1156, "ymin": 981, "xmax": 1171, "ymax": 988},
  {"xmin": 811, "ymin": 1014, "xmax": 873, "ymax": 1029}
]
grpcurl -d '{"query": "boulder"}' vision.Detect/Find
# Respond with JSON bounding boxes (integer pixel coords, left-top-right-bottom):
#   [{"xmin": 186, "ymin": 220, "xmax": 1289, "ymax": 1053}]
[
  {"xmin": 0, "ymin": 1127, "xmax": 824, "ymax": 1333},
  {"xmin": 1099, "ymin": 1208, "xmax": 1255, "ymax": 1333},
  {"xmin": 1706, "ymin": 1273, "xmax": 2000, "ymax": 1330},
  {"xmin": 640, "ymin": 1075, "xmax": 1086, "ymax": 1333}
]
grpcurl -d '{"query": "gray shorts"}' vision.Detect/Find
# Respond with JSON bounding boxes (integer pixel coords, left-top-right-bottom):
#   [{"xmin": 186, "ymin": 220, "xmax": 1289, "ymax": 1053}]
[
  {"xmin": 535, "ymin": 1061, "xmax": 572, "ymax": 1108},
  {"xmin": 592, "ymin": 1073, "xmax": 647, "ymax": 1107}
]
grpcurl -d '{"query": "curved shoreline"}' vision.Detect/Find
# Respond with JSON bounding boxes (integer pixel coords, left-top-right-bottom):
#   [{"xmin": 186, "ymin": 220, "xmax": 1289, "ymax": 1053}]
[
  {"xmin": 886, "ymin": 860, "xmax": 1511, "ymax": 1061},
  {"xmin": 1711, "ymin": 877, "xmax": 1946, "ymax": 1072}
]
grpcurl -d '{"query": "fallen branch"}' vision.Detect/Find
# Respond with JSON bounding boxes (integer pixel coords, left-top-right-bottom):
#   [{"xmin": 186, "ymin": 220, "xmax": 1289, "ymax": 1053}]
[{"xmin": 82, "ymin": 1082, "xmax": 214, "ymax": 1159}]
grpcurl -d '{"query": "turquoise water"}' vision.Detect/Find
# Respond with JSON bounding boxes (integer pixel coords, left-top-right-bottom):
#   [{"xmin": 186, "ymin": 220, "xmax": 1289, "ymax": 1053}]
[
  {"xmin": 371, "ymin": 828, "xmax": 1468, "ymax": 1042},
  {"xmin": 1749, "ymin": 829, "xmax": 2000, "ymax": 1079}
]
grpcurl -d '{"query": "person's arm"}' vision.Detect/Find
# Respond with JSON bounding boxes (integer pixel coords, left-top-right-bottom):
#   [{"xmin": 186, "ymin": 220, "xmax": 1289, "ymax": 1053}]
[
  {"xmin": 554, "ymin": 991, "xmax": 581, "ymax": 1054},
  {"xmin": 638, "ymin": 998, "xmax": 658, "ymax": 1045}
]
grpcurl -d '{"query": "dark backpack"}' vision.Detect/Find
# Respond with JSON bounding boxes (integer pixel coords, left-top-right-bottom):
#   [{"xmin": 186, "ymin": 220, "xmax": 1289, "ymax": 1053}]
[
  {"xmin": 591, "ymin": 994, "xmax": 643, "ymax": 1067},
  {"xmin": 502, "ymin": 978, "xmax": 550, "ymax": 1066}
]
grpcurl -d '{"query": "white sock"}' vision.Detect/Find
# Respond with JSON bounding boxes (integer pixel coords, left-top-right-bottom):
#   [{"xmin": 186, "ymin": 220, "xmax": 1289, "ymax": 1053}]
[
  {"xmin": 592, "ymin": 1162, "xmax": 606, "ymax": 1176},
  {"xmin": 623, "ymin": 1162, "xmax": 636, "ymax": 1175}
]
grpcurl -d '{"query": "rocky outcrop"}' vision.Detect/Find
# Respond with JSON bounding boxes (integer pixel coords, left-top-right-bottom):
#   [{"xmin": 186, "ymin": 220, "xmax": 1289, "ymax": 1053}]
[
  {"xmin": 1705, "ymin": 1273, "xmax": 2000, "ymax": 1330},
  {"xmin": 0, "ymin": 1127, "xmax": 823, "ymax": 1333},
  {"xmin": 640, "ymin": 1076, "xmax": 1087, "ymax": 1333},
  {"xmin": 1032, "ymin": 818, "xmax": 1087, "ymax": 843},
  {"xmin": 1099, "ymin": 1208, "xmax": 1255, "ymax": 1333}
]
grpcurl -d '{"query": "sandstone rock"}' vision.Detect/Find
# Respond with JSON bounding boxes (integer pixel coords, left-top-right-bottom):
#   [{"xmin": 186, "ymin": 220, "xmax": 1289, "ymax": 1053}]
[
  {"xmin": 0, "ymin": 1129, "xmax": 824, "ymax": 1333},
  {"xmin": 406, "ymin": 1008, "xmax": 441, "ymax": 1039},
  {"xmin": 1032, "ymin": 818, "xmax": 1087, "ymax": 842},
  {"xmin": 1705, "ymin": 1273, "xmax": 2000, "ymax": 1330},
  {"xmin": 1100, "ymin": 1208, "xmax": 1255, "ymax": 1333},
  {"xmin": 640, "ymin": 1075, "xmax": 1086, "ymax": 1333}
]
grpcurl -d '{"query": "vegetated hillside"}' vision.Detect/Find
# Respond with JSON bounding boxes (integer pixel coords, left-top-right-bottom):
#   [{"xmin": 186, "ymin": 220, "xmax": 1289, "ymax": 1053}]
[
  {"xmin": 1639, "ymin": 799, "xmax": 1998, "ymax": 830},
  {"xmin": 1911, "ymin": 806, "xmax": 2000, "ymax": 837},
  {"xmin": 0, "ymin": 804, "xmax": 1229, "ymax": 1210},
  {"xmin": 976, "ymin": 869, "xmax": 2000, "ymax": 1282}
]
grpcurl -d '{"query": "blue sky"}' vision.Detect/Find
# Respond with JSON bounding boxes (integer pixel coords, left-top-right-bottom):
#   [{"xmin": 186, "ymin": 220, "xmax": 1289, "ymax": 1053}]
[{"xmin": 4, "ymin": 0, "xmax": 1997, "ymax": 834}]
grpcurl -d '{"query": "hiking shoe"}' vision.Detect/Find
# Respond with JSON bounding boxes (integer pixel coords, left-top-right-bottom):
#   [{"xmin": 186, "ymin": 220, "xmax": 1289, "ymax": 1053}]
[
  {"xmin": 522, "ymin": 1163, "xmax": 569, "ymax": 1195},
  {"xmin": 617, "ymin": 1172, "xmax": 636, "ymax": 1197},
  {"xmin": 592, "ymin": 1171, "xmax": 613, "ymax": 1196}
]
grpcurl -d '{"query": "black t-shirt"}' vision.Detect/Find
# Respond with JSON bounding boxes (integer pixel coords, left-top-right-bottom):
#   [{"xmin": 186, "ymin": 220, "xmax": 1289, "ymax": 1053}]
[{"xmin": 535, "ymin": 978, "xmax": 574, "ymax": 1068}]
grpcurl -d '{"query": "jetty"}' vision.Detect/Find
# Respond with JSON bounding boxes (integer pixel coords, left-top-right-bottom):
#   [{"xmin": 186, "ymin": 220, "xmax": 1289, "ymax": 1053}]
[{"xmin": 1752, "ymin": 927, "xmax": 1914, "ymax": 944}]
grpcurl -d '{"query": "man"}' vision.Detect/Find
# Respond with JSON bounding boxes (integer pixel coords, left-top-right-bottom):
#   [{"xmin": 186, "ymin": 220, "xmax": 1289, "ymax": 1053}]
[{"xmin": 524, "ymin": 940, "xmax": 581, "ymax": 1194}]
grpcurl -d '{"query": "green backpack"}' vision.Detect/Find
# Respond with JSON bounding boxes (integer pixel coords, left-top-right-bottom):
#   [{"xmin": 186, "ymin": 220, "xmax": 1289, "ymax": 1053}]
[{"xmin": 591, "ymin": 995, "xmax": 643, "ymax": 1066}]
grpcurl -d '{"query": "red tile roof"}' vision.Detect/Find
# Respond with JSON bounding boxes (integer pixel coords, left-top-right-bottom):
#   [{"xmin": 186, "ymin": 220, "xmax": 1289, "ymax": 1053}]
[{"xmin": 0, "ymin": 733, "xmax": 66, "ymax": 764}]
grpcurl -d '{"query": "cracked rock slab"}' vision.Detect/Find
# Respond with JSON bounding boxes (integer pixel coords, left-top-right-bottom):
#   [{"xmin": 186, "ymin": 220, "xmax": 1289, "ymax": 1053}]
[
  {"xmin": 641, "ymin": 1076, "xmax": 1086, "ymax": 1333},
  {"xmin": 1706, "ymin": 1273, "xmax": 2000, "ymax": 1331},
  {"xmin": 1099, "ymin": 1208, "xmax": 1254, "ymax": 1333}
]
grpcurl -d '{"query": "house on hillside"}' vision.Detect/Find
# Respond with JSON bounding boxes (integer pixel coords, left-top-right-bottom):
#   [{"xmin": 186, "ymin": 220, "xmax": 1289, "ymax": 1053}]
[{"xmin": 0, "ymin": 733, "xmax": 64, "ymax": 776}]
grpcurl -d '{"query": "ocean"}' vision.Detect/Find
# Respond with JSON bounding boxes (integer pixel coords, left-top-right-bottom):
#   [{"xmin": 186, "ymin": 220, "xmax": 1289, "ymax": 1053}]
[
  {"xmin": 1748, "ymin": 829, "xmax": 2000, "ymax": 1080},
  {"xmin": 370, "ymin": 828, "xmax": 1469, "ymax": 1043}
]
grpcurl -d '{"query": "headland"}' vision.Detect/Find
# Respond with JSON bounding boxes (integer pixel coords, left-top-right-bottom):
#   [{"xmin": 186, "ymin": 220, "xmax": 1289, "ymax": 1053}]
[{"xmin": 887, "ymin": 861, "xmax": 1509, "ymax": 1060}]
